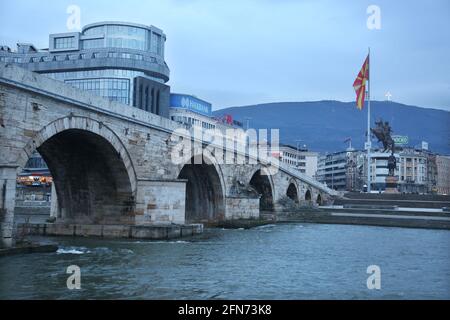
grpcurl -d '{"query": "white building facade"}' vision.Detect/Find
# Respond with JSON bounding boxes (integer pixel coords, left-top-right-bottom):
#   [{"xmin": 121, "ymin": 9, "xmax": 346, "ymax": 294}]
[
  {"xmin": 317, "ymin": 149, "xmax": 361, "ymax": 191},
  {"xmin": 168, "ymin": 93, "xmax": 246, "ymax": 143},
  {"xmin": 270, "ymin": 145, "xmax": 318, "ymax": 177}
]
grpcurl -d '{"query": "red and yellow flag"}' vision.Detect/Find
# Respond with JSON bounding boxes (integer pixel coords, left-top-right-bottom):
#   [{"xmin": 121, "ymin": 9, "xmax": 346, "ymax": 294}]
[{"xmin": 353, "ymin": 55, "xmax": 370, "ymax": 110}]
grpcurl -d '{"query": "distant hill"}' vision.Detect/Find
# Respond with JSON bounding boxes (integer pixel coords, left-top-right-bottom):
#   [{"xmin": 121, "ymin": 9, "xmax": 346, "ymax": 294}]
[{"xmin": 213, "ymin": 101, "xmax": 450, "ymax": 155}]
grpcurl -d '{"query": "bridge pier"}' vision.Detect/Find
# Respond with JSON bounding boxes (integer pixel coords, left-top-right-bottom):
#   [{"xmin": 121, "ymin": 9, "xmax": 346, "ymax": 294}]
[
  {"xmin": 134, "ymin": 179, "xmax": 187, "ymax": 224},
  {"xmin": 225, "ymin": 196, "xmax": 260, "ymax": 220},
  {"xmin": 49, "ymin": 183, "xmax": 59, "ymax": 219},
  {"xmin": 0, "ymin": 165, "xmax": 18, "ymax": 248}
]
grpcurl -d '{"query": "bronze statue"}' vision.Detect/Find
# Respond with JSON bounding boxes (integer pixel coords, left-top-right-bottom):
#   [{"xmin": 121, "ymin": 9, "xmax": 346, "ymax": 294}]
[
  {"xmin": 371, "ymin": 119, "xmax": 396, "ymax": 176},
  {"xmin": 371, "ymin": 119, "xmax": 395, "ymax": 152}
]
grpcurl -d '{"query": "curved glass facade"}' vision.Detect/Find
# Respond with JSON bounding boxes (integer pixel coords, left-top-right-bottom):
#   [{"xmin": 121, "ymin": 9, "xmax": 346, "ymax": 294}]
[
  {"xmin": 46, "ymin": 69, "xmax": 164, "ymax": 105},
  {"xmin": 51, "ymin": 23, "xmax": 166, "ymax": 107},
  {"xmin": 82, "ymin": 23, "xmax": 164, "ymax": 55},
  {"xmin": 105, "ymin": 25, "xmax": 147, "ymax": 51},
  {"xmin": 66, "ymin": 78, "xmax": 130, "ymax": 104},
  {"xmin": 83, "ymin": 25, "xmax": 105, "ymax": 36}
]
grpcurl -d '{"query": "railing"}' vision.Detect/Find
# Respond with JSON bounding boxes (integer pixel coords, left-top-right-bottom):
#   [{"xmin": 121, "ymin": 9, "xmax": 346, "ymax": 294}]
[
  {"xmin": 15, "ymin": 200, "xmax": 50, "ymax": 207},
  {"xmin": 279, "ymin": 162, "xmax": 338, "ymax": 196},
  {"xmin": 0, "ymin": 48, "xmax": 162, "ymax": 65}
]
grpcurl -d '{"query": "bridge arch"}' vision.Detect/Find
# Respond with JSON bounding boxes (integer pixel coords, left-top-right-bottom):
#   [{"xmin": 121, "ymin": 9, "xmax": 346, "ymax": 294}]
[
  {"xmin": 305, "ymin": 189, "xmax": 312, "ymax": 202},
  {"xmin": 316, "ymin": 193, "xmax": 323, "ymax": 206},
  {"xmin": 18, "ymin": 116, "xmax": 137, "ymax": 223},
  {"xmin": 286, "ymin": 181, "xmax": 299, "ymax": 203},
  {"xmin": 176, "ymin": 153, "xmax": 226, "ymax": 223},
  {"xmin": 249, "ymin": 167, "xmax": 275, "ymax": 211}
]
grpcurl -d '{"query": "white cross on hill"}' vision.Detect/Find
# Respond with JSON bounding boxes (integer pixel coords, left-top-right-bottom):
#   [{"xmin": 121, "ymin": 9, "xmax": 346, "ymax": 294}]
[{"xmin": 385, "ymin": 91, "xmax": 392, "ymax": 101}]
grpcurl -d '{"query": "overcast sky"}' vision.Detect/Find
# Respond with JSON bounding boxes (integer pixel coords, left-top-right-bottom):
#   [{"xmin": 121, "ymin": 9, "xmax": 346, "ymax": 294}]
[{"xmin": 1, "ymin": 0, "xmax": 449, "ymax": 111}]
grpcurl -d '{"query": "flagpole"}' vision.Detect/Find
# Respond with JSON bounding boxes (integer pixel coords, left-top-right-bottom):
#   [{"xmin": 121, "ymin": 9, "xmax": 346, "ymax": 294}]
[{"xmin": 367, "ymin": 47, "xmax": 371, "ymax": 193}]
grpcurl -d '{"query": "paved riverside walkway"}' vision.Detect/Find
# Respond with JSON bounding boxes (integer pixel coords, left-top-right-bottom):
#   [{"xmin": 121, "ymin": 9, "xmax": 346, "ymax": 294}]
[{"xmin": 329, "ymin": 212, "xmax": 450, "ymax": 221}]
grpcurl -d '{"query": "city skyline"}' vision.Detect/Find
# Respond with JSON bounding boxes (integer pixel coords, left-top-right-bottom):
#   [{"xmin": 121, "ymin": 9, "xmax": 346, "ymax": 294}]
[{"xmin": 1, "ymin": 0, "xmax": 449, "ymax": 111}]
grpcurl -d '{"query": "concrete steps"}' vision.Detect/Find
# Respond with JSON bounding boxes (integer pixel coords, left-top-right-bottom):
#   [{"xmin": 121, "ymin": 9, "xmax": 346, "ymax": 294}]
[
  {"xmin": 276, "ymin": 207, "xmax": 450, "ymax": 230},
  {"xmin": 335, "ymin": 193, "xmax": 450, "ymax": 209}
]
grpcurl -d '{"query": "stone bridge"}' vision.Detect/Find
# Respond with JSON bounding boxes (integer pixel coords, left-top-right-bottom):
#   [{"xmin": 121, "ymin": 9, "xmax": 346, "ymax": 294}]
[{"xmin": 0, "ymin": 63, "xmax": 337, "ymax": 246}]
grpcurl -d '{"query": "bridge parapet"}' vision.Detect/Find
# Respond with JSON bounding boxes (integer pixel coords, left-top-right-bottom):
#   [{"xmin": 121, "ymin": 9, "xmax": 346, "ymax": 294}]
[
  {"xmin": 0, "ymin": 62, "xmax": 178, "ymax": 135},
  {"xmin": 278, "ymin": 162, "xmax": 338, "ymax": 196}
]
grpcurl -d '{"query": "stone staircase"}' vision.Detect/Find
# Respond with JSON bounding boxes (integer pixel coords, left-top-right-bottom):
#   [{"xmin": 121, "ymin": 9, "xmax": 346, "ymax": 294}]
[{"xmin": 334, "ymin": 192, "xmax": 450, "ymax": 209}]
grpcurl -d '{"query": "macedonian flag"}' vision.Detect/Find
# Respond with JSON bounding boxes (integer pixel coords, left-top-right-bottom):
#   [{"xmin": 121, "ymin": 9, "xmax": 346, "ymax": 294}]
[{"xmin": 353, "ymin": 55, "xmax": 370, "ymax": 110}]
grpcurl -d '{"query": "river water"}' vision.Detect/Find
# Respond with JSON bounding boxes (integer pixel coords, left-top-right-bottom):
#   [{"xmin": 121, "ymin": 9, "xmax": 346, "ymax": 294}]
[{"xmin": 0, "ymin": 223, "xmax": 449, "ymax": 299}]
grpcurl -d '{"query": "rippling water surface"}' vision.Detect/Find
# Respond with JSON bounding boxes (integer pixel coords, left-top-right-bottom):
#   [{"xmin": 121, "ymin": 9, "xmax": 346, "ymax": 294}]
[{"xmin": 0, "ymin": 223, "xmax": 449, "ymax": 299}]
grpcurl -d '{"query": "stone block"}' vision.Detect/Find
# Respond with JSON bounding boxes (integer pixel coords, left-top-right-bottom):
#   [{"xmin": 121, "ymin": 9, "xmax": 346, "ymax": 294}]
[
  {"xmin": 75, "ymin": 224, "xmax": 103, "ymax": 237},
  {"xmin": 101, "ymin": 225, "xmax": 130, "ymax": 238},
  {"xmin": 51, "ymin": 224, "xmax": 75, "ymax": 236},
  {"xmin": 131, "ymin": 226, "xmax": 166, "ymax": 239}
]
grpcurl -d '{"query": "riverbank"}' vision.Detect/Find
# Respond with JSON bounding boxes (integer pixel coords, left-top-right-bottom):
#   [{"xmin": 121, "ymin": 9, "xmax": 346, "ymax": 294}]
[
  {"xmin": 15, "ymin": 222, "xmax": 204, "ymax": 240},
  {"xmin": 276, "ymin": 206, "xmax": 450, "ymax": 230},
  {"xmin": 334, "ymin": 192, "xmax": 450, "ymax": 209},
  {"xmin": 302, "ymin": 193, "xmax": 450, "ymax": 230}
]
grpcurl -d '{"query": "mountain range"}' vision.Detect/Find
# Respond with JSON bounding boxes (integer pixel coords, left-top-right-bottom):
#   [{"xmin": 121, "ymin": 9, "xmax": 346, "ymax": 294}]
[{"xmin": 213, "ymin": 101, "xmax": 450, "ymax": 155}]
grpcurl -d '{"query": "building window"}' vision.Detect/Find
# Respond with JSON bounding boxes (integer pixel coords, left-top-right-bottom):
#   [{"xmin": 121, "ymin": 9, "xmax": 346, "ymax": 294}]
[
  {"xmin": 105, "ymin": 25, "xmax": 147, "ymax": 51},
  {"xmin": 144, "ymin": 87, "xmax": 149, "ymax": 111},
  {"xmin": 82, "ymin": 38, "xmax": 104, "ymax": 49},
  {"xmin": 83, "ymin": 26, "xmax": 105, "ymax": 36},
  {"xmin": 139, "ymin": 84, "xmax": 143, "ymax": 108},
  {"xmin": 65, "ymin": 78, "xmax": 130, "ymax": 104},
  {"xmin": 106, "ymin": 52, "xmax": 144, "ymax": 61},
  {"xmin": 156, "ymin": 90, "xmax": 160, "ymax": 114},
  {"xmin": 151, "ymin": 32, "xmax": 162, "ymax": 55},
  {"xmin": 54, "ymin": 37, "xmax": 75, "ymax": 49},
  {"xmin": 151, "ymin": 88, "xmax": 155, "ymax": 113}
]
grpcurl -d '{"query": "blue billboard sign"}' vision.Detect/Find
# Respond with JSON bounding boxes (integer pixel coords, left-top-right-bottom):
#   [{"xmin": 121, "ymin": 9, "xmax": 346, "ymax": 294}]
[{"xmin": 170, "ymin": 94, "xmax": 212, "ymax": 117}]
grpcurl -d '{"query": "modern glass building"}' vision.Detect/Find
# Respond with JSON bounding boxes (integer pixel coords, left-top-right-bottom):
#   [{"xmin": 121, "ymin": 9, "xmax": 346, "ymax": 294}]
[{"xmin": 0, "ymin": 21, "xmax": 170, "ymax": 117}]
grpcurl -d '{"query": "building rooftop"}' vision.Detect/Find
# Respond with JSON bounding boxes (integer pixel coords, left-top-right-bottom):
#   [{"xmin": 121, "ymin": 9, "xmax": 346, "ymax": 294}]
[{"xmin": 82, "ymin": 21, "xmax": 165, "ymax": 36}]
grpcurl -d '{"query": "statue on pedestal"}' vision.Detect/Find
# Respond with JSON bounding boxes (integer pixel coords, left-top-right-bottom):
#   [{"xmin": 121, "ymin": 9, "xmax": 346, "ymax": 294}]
[
  {"xmin": 370, "ymin": 119, "xmax": 399, "ymax": 193},
  {"xmin": 371, "ymin": 119, "xmax": 395, "ymax": 155}
]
